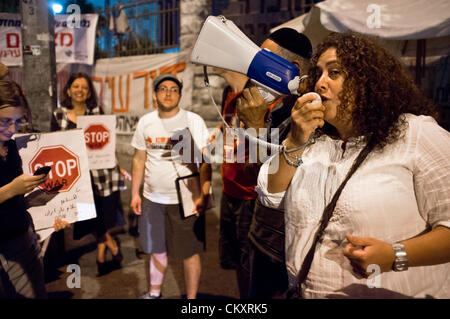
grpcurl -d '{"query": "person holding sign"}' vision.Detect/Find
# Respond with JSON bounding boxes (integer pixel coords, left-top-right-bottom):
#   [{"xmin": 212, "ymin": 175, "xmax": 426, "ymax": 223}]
[
  {"xmin": 0, "ymin": 80, "xmax": 48, "ymax": 298},
  {"xmin": 131, "ymin": 73, "xmax": 212, "ymax": 299},
  {"xmin": 52, "ymin": 73, "xmax": 127, "ymax": 276}
]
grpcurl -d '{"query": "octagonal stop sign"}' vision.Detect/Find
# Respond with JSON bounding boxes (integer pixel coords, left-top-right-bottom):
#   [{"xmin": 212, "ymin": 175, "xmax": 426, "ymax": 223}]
[
  {"xmin": 84, "ymin": 124, "xmax": 110, "ymax": 150},
  {"xmin": 29, "ymin": 145, "xmax": 81, "ymax": 192}
]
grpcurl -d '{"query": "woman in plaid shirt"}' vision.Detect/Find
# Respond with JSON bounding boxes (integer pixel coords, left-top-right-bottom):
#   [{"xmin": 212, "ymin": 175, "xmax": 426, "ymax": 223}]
[{"xmin": 52, "ymin": 72, "xmax": 127, "ymax": 276}]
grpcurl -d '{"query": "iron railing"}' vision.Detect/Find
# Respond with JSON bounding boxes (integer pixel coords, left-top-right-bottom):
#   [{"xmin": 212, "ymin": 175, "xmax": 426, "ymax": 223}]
[{"xmin": 95, "ymin": 0, "xmax": 180, "ymax": 59}]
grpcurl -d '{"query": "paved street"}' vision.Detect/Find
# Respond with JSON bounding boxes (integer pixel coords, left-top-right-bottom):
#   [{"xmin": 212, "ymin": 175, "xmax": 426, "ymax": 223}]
[{"xmin": 44, "ymin": 168, "xmax": 240, "ymax": 299}]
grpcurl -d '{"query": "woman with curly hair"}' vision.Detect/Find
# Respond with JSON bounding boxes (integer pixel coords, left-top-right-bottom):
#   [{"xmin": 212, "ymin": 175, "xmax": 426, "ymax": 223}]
[{"xmin": 239, "ymin": 32, "xmax": 450, "ymax": 298}]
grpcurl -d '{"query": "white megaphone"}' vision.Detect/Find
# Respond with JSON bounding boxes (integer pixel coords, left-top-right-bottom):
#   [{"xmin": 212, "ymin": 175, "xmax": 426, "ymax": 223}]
[{"xmin": 190, "ymin": 16, "xmax": 304, "ymax": 101}]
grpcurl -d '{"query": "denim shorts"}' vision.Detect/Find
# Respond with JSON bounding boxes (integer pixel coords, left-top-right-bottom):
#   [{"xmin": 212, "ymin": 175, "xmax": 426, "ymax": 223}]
[{"xmin": 139, "ymin": 198, "xmax": 205, "ymax": 259}]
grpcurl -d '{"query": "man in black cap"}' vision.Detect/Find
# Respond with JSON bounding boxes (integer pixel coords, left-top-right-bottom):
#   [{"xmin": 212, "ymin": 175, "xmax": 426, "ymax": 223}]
[
  {"xmin": 131, "ymin": 73, "xmax": 211, "ymax": 299},
  {"xmin": 216, "ymin": 28, "xmax": 312, "ymax": 299}
]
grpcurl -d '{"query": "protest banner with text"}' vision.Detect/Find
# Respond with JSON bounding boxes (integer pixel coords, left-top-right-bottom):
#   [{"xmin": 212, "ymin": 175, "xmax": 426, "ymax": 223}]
[
  {"xmin": 93, "ymin": 52, "xmax": 190, "ymax": 135},
  {"xmin": 0, "ymin": 13, "xmax": 98, "ymax": 66}
]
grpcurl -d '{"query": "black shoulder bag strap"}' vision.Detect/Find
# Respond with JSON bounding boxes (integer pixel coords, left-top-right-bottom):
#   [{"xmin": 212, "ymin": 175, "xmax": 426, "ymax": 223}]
[{"xmin": 287, "ymin": 139, "xmax": 375, "ymax": 299}]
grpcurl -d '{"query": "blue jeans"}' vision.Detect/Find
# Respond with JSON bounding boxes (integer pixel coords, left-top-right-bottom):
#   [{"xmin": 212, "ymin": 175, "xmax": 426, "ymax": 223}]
[{"xmin": 0, "ymin": 227, "xmax": 47, "ymax": 299}]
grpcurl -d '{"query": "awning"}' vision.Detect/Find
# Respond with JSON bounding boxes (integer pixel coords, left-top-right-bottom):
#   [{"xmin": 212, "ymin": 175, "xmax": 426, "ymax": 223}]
[
  {"xmin": 270, "ymin": 0, "xmax": 450, "ymax": 85},
  {"xmin": 315, "ymin": 0, "xmax": 450, "ymax": 40}
]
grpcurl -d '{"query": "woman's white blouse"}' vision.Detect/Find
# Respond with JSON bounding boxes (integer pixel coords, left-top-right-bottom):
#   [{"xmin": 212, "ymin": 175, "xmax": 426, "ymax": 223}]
[{"xmin": 258, "ymin": 114, "xmax": 450, "ymax": 298}]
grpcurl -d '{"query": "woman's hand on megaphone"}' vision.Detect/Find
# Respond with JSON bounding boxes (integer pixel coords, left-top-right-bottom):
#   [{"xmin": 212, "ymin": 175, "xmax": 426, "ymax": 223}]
[
  {"xmin": 289, "ymin": 93, "xmax": 325, "ymax": 146},
  {"xmin": 236, "ymin": 86, "xmax": 270, "ymax": 130}
]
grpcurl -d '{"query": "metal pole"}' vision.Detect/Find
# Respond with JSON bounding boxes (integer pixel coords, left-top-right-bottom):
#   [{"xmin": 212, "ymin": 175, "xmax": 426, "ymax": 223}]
[
  {"xmin": 415, "ymin": 39, "xmax": 426, "ymax": 87},
  {"xmin": 20, "ymin": 0, "xmax": 57, "ymax": 132}
]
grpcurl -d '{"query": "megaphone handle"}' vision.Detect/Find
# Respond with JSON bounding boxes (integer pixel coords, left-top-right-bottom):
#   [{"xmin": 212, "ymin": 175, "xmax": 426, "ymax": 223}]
[
  {"xmin": 257, "ymin": 86, "xmax": 278, "ymax": 103},
  {"xmin": 201, "ymin": 65, "xmax": 284, "ymax": 153},
  {"xmin": 249, "ymin": 79, "xmax": 281, "ymax": 103}
]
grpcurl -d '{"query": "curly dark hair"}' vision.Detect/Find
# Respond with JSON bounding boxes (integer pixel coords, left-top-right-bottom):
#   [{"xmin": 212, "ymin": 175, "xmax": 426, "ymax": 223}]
[
  {"xmin": 309, "ymin": 32, "xmax": 437, "ymax": 150},
  {"xmin": 60, "ymin": 72, "xmax": 98, "ymax": 111}
]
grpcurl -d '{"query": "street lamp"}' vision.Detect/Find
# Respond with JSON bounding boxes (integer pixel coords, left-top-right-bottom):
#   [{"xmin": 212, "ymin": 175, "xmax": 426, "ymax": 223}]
[{"xmin": 52, "ymin": 3, "xmax": 63, "ymax": 14}]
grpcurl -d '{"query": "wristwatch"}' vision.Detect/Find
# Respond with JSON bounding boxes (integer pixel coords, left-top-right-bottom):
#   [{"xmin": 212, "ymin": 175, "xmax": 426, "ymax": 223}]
[{"xmin": 392, "ymin": 243, "xmax": 408, "ymax": 272}]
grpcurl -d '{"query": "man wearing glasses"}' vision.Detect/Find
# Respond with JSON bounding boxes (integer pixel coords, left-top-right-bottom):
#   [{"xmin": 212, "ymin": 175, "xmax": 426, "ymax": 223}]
[{"xmin": 130, "ymin": 73, "xmax": 211, "ymax": 299}]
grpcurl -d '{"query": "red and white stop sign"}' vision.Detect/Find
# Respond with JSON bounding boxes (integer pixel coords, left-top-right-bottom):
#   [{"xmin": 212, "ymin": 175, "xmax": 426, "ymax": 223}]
[
  {"xmin": 29, "ymin": 145, "xmax": 81, "ymax": 192},
  {"xmin": 84, "ymin": 124, "xmax": 110, "ymax": 150}
]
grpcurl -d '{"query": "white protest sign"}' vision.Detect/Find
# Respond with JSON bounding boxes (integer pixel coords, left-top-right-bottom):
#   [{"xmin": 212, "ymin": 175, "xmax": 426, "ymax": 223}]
[
  {"xmin": 54, "ymin": 14, "xmax": 98, "ymax": 65},
  {"xmin": 77, "ymin": 115, "xmax": 116, "ymax": 170},
  {"xmin": 0, "ymin": 13, "xmax": 98, "ymax": 66},
  {"xmin": 15, "ymin": 129, "xmax": 96, "ymax": 239}
]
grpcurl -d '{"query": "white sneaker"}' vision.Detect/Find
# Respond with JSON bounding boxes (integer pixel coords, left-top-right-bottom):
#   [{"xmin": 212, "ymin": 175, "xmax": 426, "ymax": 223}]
[{"xmin": 139, "ymin": 292, "xmax": 162, "ymax": 299}]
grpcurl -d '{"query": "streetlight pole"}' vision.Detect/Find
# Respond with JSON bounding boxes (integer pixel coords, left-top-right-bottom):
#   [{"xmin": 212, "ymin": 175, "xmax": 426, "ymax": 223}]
[{"xmin": 20, "ymin": 0, "xmax": 57, "ymax": 132}]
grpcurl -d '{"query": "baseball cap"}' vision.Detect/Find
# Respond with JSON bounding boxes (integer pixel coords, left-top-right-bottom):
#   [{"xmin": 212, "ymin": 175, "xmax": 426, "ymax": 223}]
[{"xmin": 153, "ymin": 73, "xmax": 183, "ymax": 91}]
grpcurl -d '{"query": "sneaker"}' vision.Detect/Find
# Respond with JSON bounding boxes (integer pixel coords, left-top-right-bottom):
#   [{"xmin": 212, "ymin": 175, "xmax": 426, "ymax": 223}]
[
  {"xmin": 139, "ymin": 292, "xmax": 162, "ymax": 299},
  {"xmin": 135, "ymin": 248, "xmax": 145, "ymax": 259}
]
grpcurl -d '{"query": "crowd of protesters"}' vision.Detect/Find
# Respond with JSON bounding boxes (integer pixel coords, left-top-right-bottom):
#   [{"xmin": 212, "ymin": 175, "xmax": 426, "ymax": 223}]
[{"xmin": 0, "ymin": 27, "xmax": 449, "ymax": 300}]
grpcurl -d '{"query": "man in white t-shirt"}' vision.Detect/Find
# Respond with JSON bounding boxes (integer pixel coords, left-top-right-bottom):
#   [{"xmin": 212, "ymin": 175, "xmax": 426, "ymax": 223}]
[{"xmin": 130, "ymin": 73, "xmax": 212, "ymax": 299}]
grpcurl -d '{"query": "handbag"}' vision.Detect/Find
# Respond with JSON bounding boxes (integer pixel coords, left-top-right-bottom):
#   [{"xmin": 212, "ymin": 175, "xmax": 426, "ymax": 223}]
[{"xmin": 287, "ymin": 139, "xmax": 374, "ymax": 299}]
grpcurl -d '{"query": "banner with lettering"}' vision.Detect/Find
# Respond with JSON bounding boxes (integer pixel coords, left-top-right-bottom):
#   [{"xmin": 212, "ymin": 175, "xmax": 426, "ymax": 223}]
[
  {"xmin": 77, "ymin": 115, "xmax": 116, "ymax": 169},
  {"xmin": 15, "ymin": 129, "xmax": 96, "ymax": 241},
  {"xmin": 0, "ymin": 13, "xmax": 98, "ymax": 66},
  {"xmin": 0, "ymin": 13, "xmax": 22, "ymax": 66},
  {"xmin": 54, "ymin": 13, "xmax": 98, "ymax": 65},
  {"xmin": 93, "ymin": 52, "xmax": 191, "ymax": 135}
]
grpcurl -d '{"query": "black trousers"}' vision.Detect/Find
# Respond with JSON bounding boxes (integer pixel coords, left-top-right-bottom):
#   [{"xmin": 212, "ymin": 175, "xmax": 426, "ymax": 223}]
[
  {"xmin": 248, "ymin": 242, "xmax": 288, "ymax": 299},
  {"xmin": 0, "ymin": 227, "xmax": 47, "ymax": 299},
  {"xmin": 247, "ymin": 199, "xmax": 288, "ymax": 299},
  {"xmin": 219, "ymin": 193, "xmax": 255, "ymax": 299}
]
